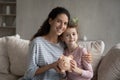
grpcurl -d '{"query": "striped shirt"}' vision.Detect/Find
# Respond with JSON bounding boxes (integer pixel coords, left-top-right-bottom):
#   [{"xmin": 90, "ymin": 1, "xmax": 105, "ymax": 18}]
[{"xmin": 22, "ymin": 37, "xmax": 64, "ymax": 80}]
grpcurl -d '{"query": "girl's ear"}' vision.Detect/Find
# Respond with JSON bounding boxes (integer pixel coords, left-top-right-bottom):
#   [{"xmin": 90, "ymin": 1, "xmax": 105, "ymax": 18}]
[
  {"xmin": 59, "ymin": 35, "xmax": 64, "ymax": 42},
  {"xmin": 61, "ymin": 36, "xmax": 65, "ymax": 42}
]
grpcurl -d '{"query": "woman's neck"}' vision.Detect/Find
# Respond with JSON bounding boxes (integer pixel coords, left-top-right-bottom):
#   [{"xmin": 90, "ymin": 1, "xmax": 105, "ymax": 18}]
[{"xmin": 43, "ymin": 34, "xmax": 58, "ymax": 44}]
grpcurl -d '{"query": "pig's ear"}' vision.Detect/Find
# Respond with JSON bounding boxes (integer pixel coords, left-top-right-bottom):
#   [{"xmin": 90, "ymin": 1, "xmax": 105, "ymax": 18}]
[
  {"xmin": 69, "ymin": 55, "xmax": 73, "ymax": 59},
  {"xmin": 60, "ymin": 55, "xmax": 64, "ymax": 59}
]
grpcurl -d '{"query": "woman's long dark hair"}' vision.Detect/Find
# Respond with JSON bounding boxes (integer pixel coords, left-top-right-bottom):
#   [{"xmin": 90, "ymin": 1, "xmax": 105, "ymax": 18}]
[{"xmin": 31, "ymin": 7, "xmax": 70, "ymax": 41}]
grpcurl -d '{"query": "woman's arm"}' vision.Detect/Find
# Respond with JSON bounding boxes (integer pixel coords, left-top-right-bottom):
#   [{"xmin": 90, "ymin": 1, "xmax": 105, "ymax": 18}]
[
  {"xmin": 24, "ymin": 41, "xmax": 58, "ymax": 79},
  {"xmin": 35, "ymin": 61, "xmax": 58, "ymax": 75},
  {"xmin": 24, "ymin": 40, "xmax": 62, "ymax": 79},
  {"xmin": 82, "ymin": 51, "xmax": 92, "ymax": 63}
]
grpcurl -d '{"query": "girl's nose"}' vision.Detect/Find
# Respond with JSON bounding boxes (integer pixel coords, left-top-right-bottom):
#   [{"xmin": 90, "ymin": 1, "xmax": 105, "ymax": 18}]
[{"xmin": 70, "ymin": 34, "xmax": 73, "ymax": 38}]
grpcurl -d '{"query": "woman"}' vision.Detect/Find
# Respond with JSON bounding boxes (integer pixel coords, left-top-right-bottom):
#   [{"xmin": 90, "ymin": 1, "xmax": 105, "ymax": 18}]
[
  {"xmin": 21, "ymin": 7, "xmax": 91, "ymax": 80},
  {"xmin": 21, "ymin": 7, "xmax": 70, "ymax": 80}
]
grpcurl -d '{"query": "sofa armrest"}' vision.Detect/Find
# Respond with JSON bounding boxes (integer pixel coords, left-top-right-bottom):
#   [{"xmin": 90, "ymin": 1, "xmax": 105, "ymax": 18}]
[{"xmin": 98, "ymin": 43, "xmax": 120, "ymax": 80}]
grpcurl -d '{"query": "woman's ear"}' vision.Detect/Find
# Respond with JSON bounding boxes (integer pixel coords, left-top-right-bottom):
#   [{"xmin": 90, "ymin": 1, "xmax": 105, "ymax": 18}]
[{"xmin": 49, "ymin": 18, "xmax": 52, "ymax": 25}]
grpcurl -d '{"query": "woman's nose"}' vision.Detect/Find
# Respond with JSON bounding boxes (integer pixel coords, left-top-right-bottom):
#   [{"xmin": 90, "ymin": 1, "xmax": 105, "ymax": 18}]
[
  {"xmin": 60, "ymin": 23, "xmax": 66, "ymax": 30},
  {"xmin": 60, "ymin": 23, "xmax": 64, "ymax": 28}
]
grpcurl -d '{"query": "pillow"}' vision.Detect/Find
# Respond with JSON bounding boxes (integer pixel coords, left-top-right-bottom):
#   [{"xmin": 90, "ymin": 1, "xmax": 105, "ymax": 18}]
[
  {"xmin": 98, "ymin": 43, "xmax": 120, "ymax": 80},
  {"xmin": 79, "ymin": 40, "xmax": 105, "ymax": 72},
  {"xmin": 0, "ymin": 73, "xmax": 18, "ymax": 80},
  {"xmin": 0, "ymin": 37, "xmax": 9, "ymax": 73},
  {"xmin": 0, "ymin": 34, "xmax": 20, "ymax": 74},
  {"xmin": 7, "ymin": 37, "xmax": 30, "ymax": 76}
]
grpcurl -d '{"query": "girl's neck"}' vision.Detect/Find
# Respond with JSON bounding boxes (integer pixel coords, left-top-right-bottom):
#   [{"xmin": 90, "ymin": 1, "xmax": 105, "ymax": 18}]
[{"xmin": 67, "ymin": 43, "xmax": 78, "ymax": 53}]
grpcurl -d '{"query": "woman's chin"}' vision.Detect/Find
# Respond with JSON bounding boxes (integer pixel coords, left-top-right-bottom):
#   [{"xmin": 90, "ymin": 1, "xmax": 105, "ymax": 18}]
[{"xmin": 57, "ymin": 32, "xmax": 63, "ymax": 35}]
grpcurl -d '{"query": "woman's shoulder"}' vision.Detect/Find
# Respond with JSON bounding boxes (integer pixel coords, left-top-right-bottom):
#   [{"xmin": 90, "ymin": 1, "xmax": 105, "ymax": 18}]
[{"xmin": 31, "ymin": 36, "xmax": 44, "ymax": 44}]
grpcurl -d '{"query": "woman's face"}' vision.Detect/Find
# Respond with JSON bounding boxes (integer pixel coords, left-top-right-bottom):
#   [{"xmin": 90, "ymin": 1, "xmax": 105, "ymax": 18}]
[{"xmin": 49, "ymin": 13, "xmax": 68, "ymax": 36}]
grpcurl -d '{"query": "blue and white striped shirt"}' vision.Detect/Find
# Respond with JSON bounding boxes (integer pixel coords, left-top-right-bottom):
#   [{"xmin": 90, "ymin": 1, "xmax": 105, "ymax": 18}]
[{"xmin": 22, "ymin": 37, "xmax": 64, "ymax": 80}]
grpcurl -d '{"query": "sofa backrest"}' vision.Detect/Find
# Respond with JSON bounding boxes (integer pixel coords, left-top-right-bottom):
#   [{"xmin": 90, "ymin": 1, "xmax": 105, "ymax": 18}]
[
  {"xmin": 0, "ymin": 35, "xmax": 105, "ymax": 77},
  {"xmin": 79, "ymin": 40, "xmax": 105, "ymax": 72},
  {"xmin": 79, "ymin": 40, "xmax": 105, "ymax": 79}
]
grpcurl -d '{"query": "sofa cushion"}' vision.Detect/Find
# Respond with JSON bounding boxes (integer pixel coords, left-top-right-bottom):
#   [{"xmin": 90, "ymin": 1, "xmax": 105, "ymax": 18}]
[
  {"xmin": 79, "ymin": 40, "xmax": 105, "ymax": 72},
  {"xmin": 7, "ymin": 37, "xmax": 30, "ymax": 76},
  {"xmin": 0, "ymin": 73, "xmax": 18, "ymax": 80},
  {"xmin": 0, "ymin": 37, "xmax": 9, "ymax": 74},
  {"xmin": 98, "ymin": 43, "xmax": 120, "ymax": 80},
  {"xmin": 0, "ymin": 34, "xmax": 20, "ymax": 74}
]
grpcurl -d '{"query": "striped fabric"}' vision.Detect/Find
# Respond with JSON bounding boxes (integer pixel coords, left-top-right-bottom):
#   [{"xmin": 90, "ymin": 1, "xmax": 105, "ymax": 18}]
[{"xmin": 22, "ymin": 37, "xmax": 64, "ymax": 80}]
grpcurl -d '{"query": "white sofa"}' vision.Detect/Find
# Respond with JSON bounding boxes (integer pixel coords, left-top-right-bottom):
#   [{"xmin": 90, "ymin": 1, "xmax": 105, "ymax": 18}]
[{"xmin": 0, "ymin": 35, "xmax": 120, "ymax": 80}]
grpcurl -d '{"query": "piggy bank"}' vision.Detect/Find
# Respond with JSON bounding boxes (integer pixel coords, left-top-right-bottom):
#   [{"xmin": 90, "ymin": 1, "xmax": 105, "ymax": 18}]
[{"xmin": 58, "ymin": 55, "xmax": 73, "ymax": 73}]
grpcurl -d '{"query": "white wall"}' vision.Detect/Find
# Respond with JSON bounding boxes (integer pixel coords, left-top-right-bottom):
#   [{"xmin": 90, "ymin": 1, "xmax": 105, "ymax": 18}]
[{"xmin": 16, "ymin": 0, "xmax": 120, "ymax": 54}]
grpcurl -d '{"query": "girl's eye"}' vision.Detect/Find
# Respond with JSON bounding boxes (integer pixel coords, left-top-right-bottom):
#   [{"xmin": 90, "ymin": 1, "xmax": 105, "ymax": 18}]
[
  {"xmin": 73, "ymin": 33, "xmax": 75, "ymax": 36},
  {"xmin": 65, "ymin": 34, "xmax": 69, "ymax": 37},
  {"xmin": 73, "ymin": 32, "xmax": 77, "ymax": 36}
]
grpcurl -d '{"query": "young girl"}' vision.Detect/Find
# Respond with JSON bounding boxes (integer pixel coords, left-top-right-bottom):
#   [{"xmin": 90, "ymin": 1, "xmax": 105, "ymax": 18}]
[{"xmin": 61, "ymin": 21, "xmax": 93, "ymax": 80}]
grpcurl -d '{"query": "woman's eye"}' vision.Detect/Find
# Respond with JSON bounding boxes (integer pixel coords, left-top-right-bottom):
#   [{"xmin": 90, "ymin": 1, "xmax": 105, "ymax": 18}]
[
  {"xmin": 64, "ymin": 22, "xmax": 68, "ymax": 26},
  {"xmin": 57, "ymin": 20, "xmax": 60, "ymax": 23}
]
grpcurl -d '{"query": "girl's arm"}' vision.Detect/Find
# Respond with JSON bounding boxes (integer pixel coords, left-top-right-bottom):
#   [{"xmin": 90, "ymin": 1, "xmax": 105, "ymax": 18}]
[
  {"xmin": 80, "ymin": 48, "xmax": 93, "ymax": 79},
  {"xmin": 70, "ymin": 48, "xmax": 93, "ymax": 79}
]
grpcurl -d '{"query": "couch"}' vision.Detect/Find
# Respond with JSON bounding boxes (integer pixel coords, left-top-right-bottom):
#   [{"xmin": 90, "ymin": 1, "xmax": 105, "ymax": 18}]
[{"xmin": 0, "ymin": 34, "xmax": 120, "ymax": 80}]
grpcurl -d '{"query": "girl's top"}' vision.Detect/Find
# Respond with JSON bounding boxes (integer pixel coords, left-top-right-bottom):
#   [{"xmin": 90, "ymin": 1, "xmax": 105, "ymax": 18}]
[
  {"xmin": 64, "ymin": 46, "xmax": 93, "ymax": 80},
  {"xmin": 21, "ymin": 37, "xmax": 64, "ymax": 80}
]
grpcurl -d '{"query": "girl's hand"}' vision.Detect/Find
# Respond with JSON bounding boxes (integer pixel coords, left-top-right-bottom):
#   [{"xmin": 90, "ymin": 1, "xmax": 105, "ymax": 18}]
[
  {"xmin": 70, "ymin": 60, "xmax": 82, "ymax": 75},
  {"xmin": 82, "ymin": 52, "xmax": 92, "ymax": 63}
]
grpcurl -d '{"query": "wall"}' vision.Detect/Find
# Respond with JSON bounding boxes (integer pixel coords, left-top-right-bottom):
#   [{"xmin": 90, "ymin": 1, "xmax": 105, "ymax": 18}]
[{"xmin": 16, "ymin": 0, "xmax": 120, "ymax": 54}]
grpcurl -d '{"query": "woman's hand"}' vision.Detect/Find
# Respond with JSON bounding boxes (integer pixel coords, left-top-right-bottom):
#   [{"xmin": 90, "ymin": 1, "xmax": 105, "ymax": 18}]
[
  {"xmin": 82, "ymin": 52, "xmax": 92, "ymax": 63},
  {"xmin": 52, "ymin": 60, "xmax": 63, "ymax": 73}
]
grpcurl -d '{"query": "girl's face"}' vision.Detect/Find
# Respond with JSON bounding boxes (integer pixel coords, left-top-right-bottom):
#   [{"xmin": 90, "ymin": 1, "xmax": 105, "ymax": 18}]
[
  {"xmin": 62, "ymin": 28, "xmax": 78, "ymax": 46},
  {"xmin": 49, "ymin": 13, "xmax": 68, "ymax": 36}
]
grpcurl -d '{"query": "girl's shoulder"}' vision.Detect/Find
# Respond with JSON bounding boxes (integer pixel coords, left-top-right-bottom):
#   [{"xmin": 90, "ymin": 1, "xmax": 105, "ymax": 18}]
[{"xmin": 78, "ymin": 45, "xmax": 88, "ymax": 55}]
